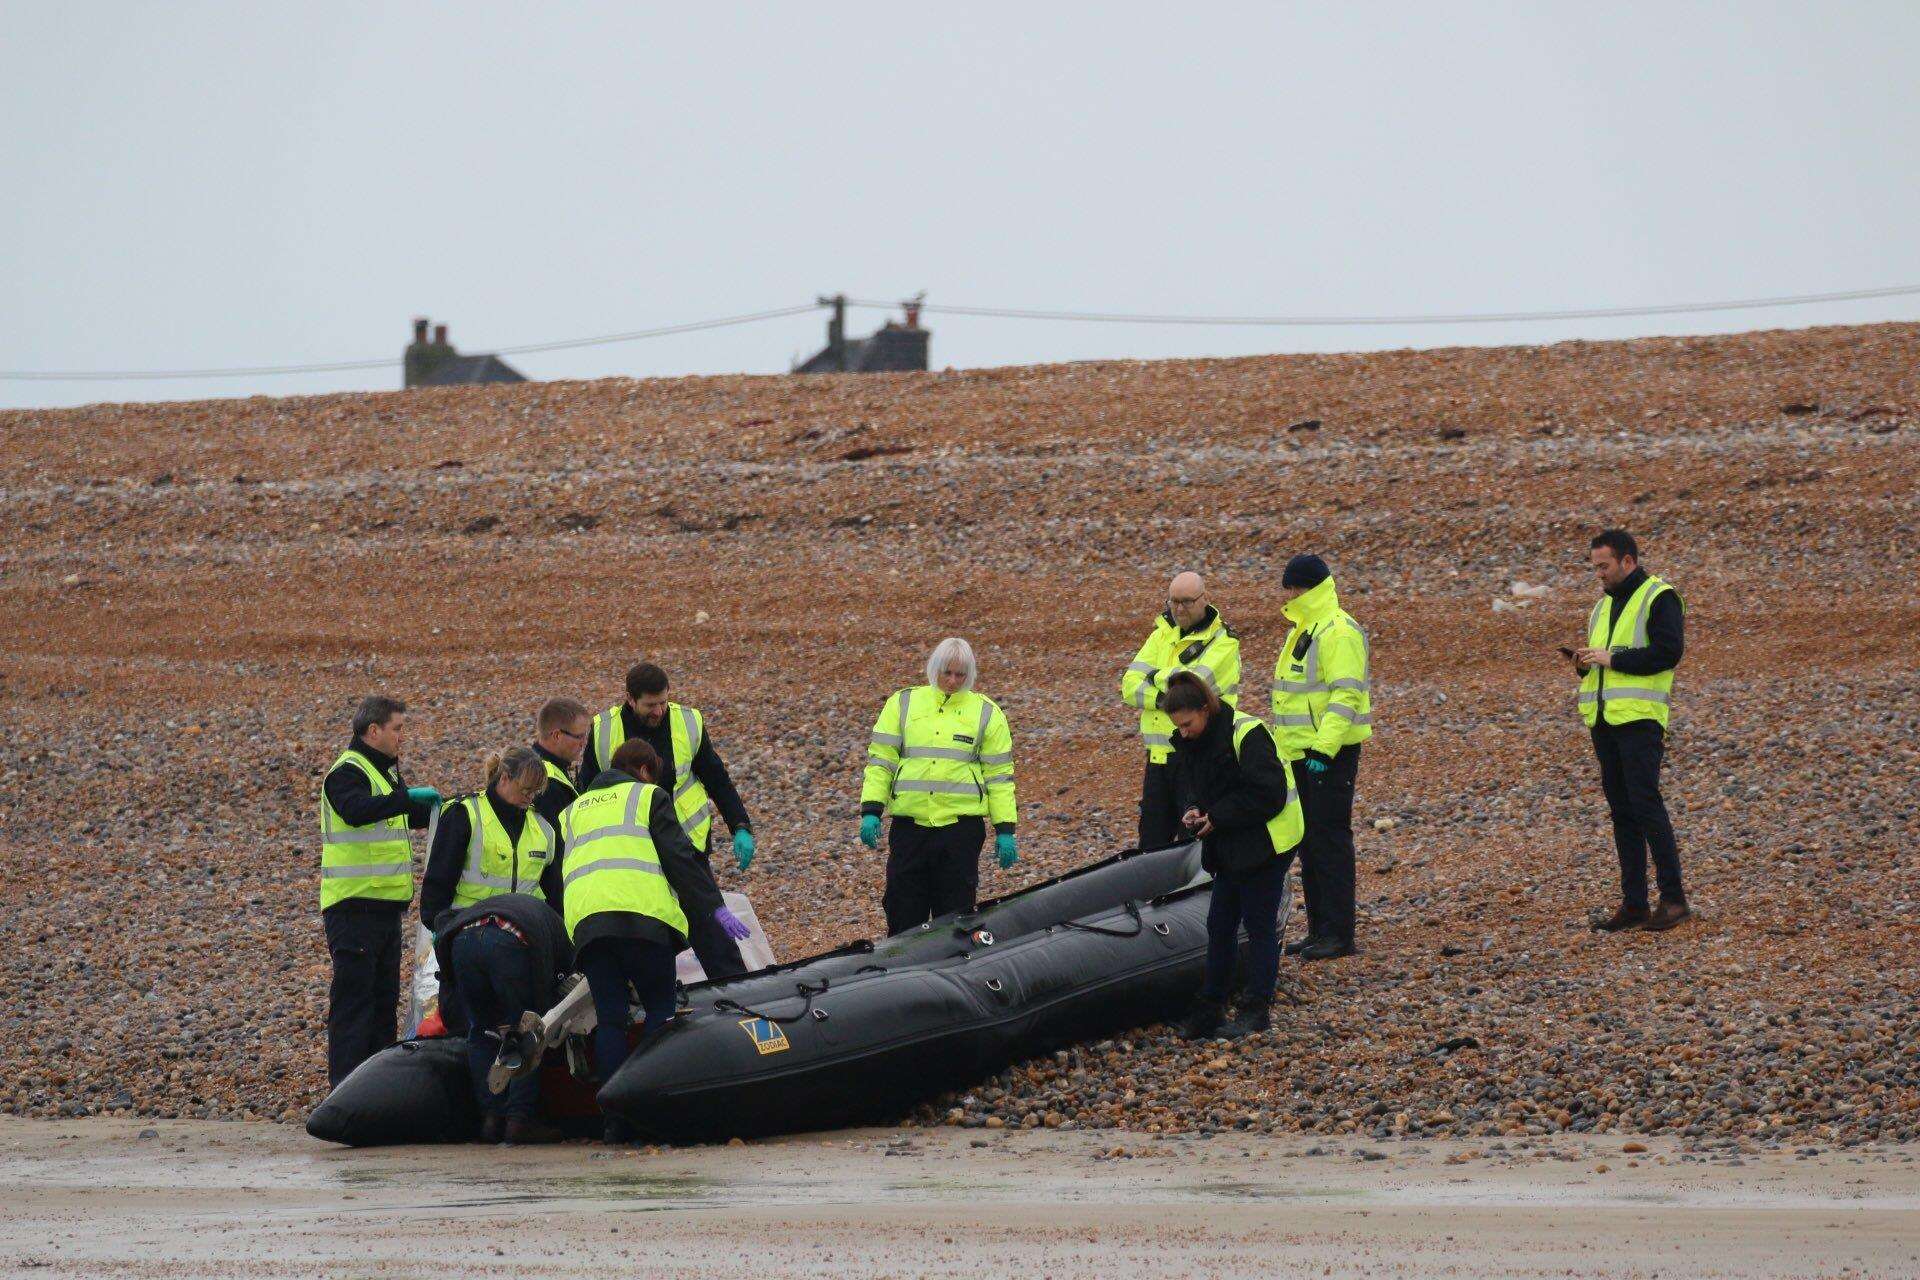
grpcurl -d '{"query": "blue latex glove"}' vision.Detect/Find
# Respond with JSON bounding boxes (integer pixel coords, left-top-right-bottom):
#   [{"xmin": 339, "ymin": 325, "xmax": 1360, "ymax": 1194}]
[
  {"xmin": 1301, "ymin": 754, "xmax": 1330, "ymax": 775},
  {"xmin": 995, "ymin": 833, "xmax": 1018, "ymax": 869},
  {"xmin": 713, "ymin": 905, "xmax": 751, "ymax": 942},
  {"xmin": 406, "ymin": 786, "xmax": 442, "ymax": 808},
  {"xmin": 732, "ymin": 828, "xmax": 755, "ymax": 871},
  {"xmin": 859, "ymin": 814, "xmax": 881, "ymax": 849}
]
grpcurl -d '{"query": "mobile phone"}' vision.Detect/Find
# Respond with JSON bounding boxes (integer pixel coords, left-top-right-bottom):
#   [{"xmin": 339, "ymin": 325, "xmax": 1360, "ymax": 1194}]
[{"xmin": 1557, "ymin": 646, "xmax": 1577, "ymax": 659}]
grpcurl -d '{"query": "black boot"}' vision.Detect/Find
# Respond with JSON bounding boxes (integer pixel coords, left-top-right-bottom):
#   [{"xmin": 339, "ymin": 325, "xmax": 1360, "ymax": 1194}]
[
  {"xmin": 1175, "ymin": 999, "xmax": 1226, "ymax": 1041},
  {"xmin": 1219, "ymin": 1004, "xmax": 1272, "ymax": 1039},
  {"xmin": 1300, "ymin": 937, "xmax": 1355, "ymax": 961}
]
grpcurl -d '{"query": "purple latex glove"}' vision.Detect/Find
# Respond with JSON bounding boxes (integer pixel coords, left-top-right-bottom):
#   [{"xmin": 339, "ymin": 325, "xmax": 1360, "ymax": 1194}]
[{"xmin": 713, "ymin": 905, "xmax": 751, "ymax": 941}]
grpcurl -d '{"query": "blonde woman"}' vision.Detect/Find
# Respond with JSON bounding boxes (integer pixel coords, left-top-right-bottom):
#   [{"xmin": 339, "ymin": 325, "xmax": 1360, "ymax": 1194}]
[
  {"xmin": 859, "ymin": 638, "xmax": 1018, "ymax": 934},
  {"xmin": 420, "ymin": 746, "xmax": 558, "ymax": 928}
]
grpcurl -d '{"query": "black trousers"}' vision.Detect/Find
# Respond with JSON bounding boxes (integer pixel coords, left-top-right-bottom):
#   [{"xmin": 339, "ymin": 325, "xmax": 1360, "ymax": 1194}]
[
  {"xmin": 578, "ymin": 936, "xmax": 679, "ymax": 1085},
  {"xmin": 324, "ymin": 906, "xmax": 403, "ymax": 1087},
  {"xmin": 1138, "ymin": 760, "xmax": 1183, "ymax": 851},
  {"xmin": 450, "ymin": 925, "xmax": 541, "ymax": 1120},
  {"xmin": 884, "ymin": 815, "xmax": 985, "ymax": 935},
  {"xmin": 1296, "ymin": 744, "xmax": 1361, "ymax": 946},
  {"xmin": 1592, "ymin": 721, "xmax": 1685, "ymax": 906},
  {"xmin": 683, "ymin": 850, "xmax": 747, "ymax": 980},
  {"xmin": 1201, "ymin": 855, "xmax": 1288, "ymax": 1008}
]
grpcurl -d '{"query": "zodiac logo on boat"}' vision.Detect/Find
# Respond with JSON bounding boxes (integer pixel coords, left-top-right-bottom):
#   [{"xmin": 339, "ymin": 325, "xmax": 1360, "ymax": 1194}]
[{"xmin": 738, "ymin": 1017, "xmax": 791, "ymax": 1055}]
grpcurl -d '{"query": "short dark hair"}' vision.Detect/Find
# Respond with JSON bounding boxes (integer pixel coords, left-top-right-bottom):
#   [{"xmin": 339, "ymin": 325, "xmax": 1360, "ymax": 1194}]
[
  {"xmin": 537, "ymin": 696, "xmax": 590, "ymax": 734},
  {"xmin": 352, "ymin": 695, "xmax": 407, "ymax": 737},
  {"xmin": 610, "ymin": 738, "xmax": 668, "ymax": 787},
  {"xmin": 1161, "ymin": 671, "xmax": 1219, "ymax": 717},
  {"xmin": 1591, "ymin": 529, "xmax": 1639, "ymax": 561},
  {"xmin": 625, "ymin": 662, "xmax": 669, "ymax": 699}
]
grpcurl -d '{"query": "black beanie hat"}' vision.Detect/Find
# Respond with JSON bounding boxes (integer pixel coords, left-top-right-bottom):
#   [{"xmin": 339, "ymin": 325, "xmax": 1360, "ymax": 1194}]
[{"xmin": 1282, "ymin": 554, "xmax": 1330, "ymax": 589}]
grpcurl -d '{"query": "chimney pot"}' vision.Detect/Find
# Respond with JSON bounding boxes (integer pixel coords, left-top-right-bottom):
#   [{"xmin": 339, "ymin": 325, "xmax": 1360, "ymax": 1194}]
[
  {"xmin": 903, "ymin": 301, "xmax": 922, "ymax": 330},
  {"xmin": 433, "ymin": 324, "xmax": 448, "ymax": 347},
  {"xmin": 413, "ymin": 317, "xmax": 429, "ymax": 343}
]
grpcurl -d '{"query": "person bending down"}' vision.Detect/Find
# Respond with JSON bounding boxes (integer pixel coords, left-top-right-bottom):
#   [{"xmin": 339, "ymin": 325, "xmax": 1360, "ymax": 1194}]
[{"xmin": 556, "ymin": 738, "xmax": 750, "ymax": 1143}]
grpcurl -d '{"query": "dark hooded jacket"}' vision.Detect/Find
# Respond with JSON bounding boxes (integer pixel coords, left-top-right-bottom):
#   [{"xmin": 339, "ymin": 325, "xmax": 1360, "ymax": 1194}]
[
  {"xmin": 1170, "ymin": 707, "xmax": 1292, "ymax": 878},
  {"xmin": 431, "ymin": 892, "xmax": 574, "ymax": 1034}
]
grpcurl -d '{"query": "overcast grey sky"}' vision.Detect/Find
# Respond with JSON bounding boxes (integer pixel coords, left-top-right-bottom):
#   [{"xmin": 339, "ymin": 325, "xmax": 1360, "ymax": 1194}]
[{"xmin": 4, "ymin": 2, "xmax": 1916, "ymax": 410}]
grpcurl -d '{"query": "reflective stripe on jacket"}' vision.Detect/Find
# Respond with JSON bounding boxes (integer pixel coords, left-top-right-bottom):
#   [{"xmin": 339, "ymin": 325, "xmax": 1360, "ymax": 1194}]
[
  {"xmin": 318, "ymin": 750, "xmax": 413, "ymax": 909},
  {"xmin": 438, "ymin": 793, "xmax": 556, "ymax": 910},
  {"xmin": 557, "ymin": 779, "xmax": 689, "ymax": 942},
  {"xmin": 1231, "ymin": 714, "xmax": 1306, "ymax": 858},
  {"xmin": 1579, "ymin": 575, "xmax": 1677, "ymax": 728},
  {"xmin": 861, "ymin": 686, "xmax": 1017, "ymax": 827},
  {"xmin": 1120, "ymin": 608, "xmax": 1241, "ymax": 764},
  {"xmin": 590, "ymin": 701, "xmax": 716, "ymax": 849},
  {"xmin": 1268, "ymin": 576, "xmax": 1373, "ymax": 759}
]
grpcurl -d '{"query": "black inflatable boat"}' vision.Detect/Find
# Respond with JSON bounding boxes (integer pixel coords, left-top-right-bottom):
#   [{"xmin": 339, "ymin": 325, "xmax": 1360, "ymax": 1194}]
[{"xmin": 309, "ymin": 842, "xmax": 1227, "ymax": 1147}]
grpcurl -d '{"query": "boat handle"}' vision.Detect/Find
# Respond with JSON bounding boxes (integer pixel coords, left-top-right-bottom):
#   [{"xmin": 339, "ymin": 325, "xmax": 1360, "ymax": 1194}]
[
  {"xmin": 985, "ymin": 978, "xmax": 1004, "ymax": 993},
  {"xmin": 1152, "ymin": 922, "xmax": 1172, "ymax": 936}
]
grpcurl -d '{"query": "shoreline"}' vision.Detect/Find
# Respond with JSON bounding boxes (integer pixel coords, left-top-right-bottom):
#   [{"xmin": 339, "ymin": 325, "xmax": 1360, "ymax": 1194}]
[{"xmin": 6, "ymin": 1117, "xmax": 1918, "ymax": 1277}]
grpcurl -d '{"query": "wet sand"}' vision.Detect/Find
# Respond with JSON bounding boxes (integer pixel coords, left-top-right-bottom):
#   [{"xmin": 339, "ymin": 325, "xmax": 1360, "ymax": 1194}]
[{"xmin": 4, "ymin": 1119, "xmax": 1917, "ymax": 1278}]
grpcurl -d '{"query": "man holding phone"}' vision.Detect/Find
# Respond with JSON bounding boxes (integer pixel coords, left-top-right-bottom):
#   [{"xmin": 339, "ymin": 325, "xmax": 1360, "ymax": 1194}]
[{"xmin": 1569, "ymin": 529, "xmax": 1689, "ymax": 933}]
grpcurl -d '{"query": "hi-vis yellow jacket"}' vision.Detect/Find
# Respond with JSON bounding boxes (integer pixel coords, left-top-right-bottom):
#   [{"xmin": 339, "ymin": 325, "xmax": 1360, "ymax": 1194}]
[
  {"xmin": 1268, "ymin": 576, "xmax": 1373, "ymax": 760},
  {"xmin": 861, "ymin": 686, "xmax": 1017, "ymax": 828},
  {"xmin": 1120, "ymin": 607, "xmax": 1240, "ymax": 764}
]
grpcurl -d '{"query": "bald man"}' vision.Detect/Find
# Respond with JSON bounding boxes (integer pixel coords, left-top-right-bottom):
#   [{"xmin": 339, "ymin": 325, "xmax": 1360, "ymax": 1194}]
[{"xmin": 1120, "ymin": 571, "xmax": 1242, "ymax": 850}]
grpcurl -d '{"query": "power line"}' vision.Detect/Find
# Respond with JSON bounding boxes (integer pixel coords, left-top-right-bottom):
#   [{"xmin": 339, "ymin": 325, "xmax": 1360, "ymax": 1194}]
[
  {"xmin": 0, "ymin": 302, "xmax": 825, "ymax": 382},
  {"xmin": 490, "ymin": 303, "xmax": 822, "ymax": 356},
  {"xmin": 845, "ymin": 282, "xmax": 1920, "ymax": 327},
  {"xmin": 7, "ymin": 281, "xmax": 1918, "ymax": 382}
]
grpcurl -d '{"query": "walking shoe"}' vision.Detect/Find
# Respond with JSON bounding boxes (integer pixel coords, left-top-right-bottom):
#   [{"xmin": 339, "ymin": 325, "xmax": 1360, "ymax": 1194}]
[
  {"xmin": 1643, "ymin": 899, "xmax": 1691, "ymax": 932},
  {"xmin": 487, "ymin": 1011, "xmax": 545, "ymax": 1095},
  {"xmin": 1590, "ymin": 903, "xmax": 1650, "ymax": 932},
  {"xmin": 1175, "ymin": 999, "xmax": 1226, "ymax": 1041},
  {"xmin": 1299, "ymin": 938, "xmax": 1355, "ymax": 961},
  {"xmin": 1218, "ymin": 1005, "xmax": 1272, "ymax": 1039},
  {"xmin": 480, "ymin": 1114, "xmax": 505, "ymax": 1144},
  {"xmin": 503, "ymin": 1118, "xmax": 565, "ymax": 1146},
  {"xmin": 1283, "ymin": 935, "xmax": 1323, "ymax": 957}
]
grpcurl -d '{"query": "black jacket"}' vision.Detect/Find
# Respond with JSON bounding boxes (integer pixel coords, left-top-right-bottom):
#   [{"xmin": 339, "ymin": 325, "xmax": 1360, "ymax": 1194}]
[
  {"xmin": 578, "ymin": 705, "xmax": 750, "ymax": 834},
  {"xmin": 321, "ymin": 737, "xmax": 432, "ymax": 916},
  {"xmin": 420, "ymin": 783, "xmax": 562, "ymax": 932},
  {"xmin": 531, "ymin": 743, "xmax": 580, "ymax": 830},
  {"xmin": 1170, "ymin": 709, "xmax": 1291, "ymax": 878},
  {"xmin": 1602, "ymin": 567, "xmax": 1685, "ymax": 676},
  {"xmin": 431, "ymin": 893, "xmax": 574, "ymax": 1034},
  {"xmin": 565, "ymin": 769, "xmax": 726, "ymax": 954}
]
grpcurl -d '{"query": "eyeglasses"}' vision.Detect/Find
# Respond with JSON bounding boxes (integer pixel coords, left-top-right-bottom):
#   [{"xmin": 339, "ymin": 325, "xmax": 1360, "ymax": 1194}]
[
  {"xmin": 1168, "ymin": 596, "xmax": 1203, "ymax": 607},
  {"xmin": 556, "ymin": 727, "xmax": 587, "ymax": 741}
]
